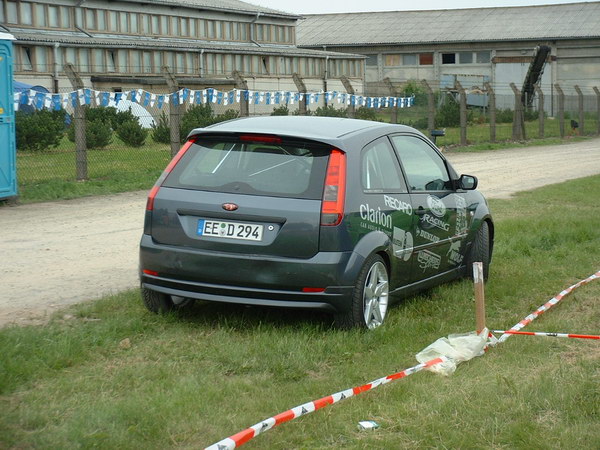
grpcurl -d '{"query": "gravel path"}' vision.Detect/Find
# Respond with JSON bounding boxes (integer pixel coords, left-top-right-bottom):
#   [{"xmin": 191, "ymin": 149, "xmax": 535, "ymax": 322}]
[{"xmin": 1, "ymin": 138, "xmax": 599, "ymax": 327}]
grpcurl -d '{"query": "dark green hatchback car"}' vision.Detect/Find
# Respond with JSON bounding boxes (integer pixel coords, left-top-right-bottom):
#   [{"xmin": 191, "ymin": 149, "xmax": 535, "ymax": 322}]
[{"xmin": 140, "ymin": 116, "xmax": 493, "ymax": 329}]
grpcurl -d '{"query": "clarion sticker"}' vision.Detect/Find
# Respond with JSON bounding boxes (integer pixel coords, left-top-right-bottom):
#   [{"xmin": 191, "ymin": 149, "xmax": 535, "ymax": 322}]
[
  {"xmin": 360, "ymin": 204, "xmax": 393, "ymax": 229},
  {"xmin": 421, "ymin": 213, "xmax": 450, "ymax": 231},
  {"xmin": 383, "ymin": 195, "xmax": 413, "ymax": 215},
  {"xmin": 418, "ymin": 250, "xmax": 441, "ymax": 271},
  {"xmin": 427, "ymin": 195, "xmax": 446, "ymax": 218},
  {"xmin": 392, "ymin": 227, "xmax": 413, "ymax": 261}
]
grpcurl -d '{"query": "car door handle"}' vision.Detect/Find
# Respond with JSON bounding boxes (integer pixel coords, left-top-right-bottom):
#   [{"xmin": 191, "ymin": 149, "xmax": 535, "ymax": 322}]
[{"xmin": 415, "ymin": 207, "xmax": 427, "ymax": 216}]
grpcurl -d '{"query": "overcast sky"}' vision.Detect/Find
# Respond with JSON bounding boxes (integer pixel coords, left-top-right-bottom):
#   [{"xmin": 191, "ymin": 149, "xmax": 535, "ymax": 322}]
[{"xmin": 246, "ymin": 0, "xmax": 587, "ymax": 14}]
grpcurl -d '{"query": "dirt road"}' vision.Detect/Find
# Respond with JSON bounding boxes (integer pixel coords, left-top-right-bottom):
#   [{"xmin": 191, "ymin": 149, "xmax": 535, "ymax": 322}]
[{"xmin": 1, "ymin": 138, "xmax": 599, "ymax": 327}]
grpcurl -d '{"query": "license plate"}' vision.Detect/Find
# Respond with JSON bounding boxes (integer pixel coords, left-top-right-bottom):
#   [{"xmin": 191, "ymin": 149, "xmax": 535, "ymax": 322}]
[{"xmin": 197, "ymin": 219, "xmax": 263, "ymax": 241}]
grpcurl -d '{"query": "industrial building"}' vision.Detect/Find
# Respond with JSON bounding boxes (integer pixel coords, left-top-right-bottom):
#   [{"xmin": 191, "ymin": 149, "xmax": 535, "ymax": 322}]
[
  {"xmin": 1, "ymin": 0, "xmax": 365, "ymax": 98},
  {"xmin": 297, "ymin": 2, "xmax": 600, "ymax": 108}
]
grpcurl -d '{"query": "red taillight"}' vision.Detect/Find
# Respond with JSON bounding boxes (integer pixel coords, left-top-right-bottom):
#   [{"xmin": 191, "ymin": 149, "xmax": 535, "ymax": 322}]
[
  {"xmin": 321, "ymin": 149, "xmax": 346, "ymax": 226},
  {"xmin": 239, "ymin": 134, "xmax": 282, "ymax": 144},
  {"xmin": 146, "ymin": 138, "xmax": 196, "ymax": 211},
  {"xmin": 302, "ymin": 287, "xmax": 326, "ymax": 293},
  {"xmin": 142, "ymin": 269, "xmax": 159, "ymax": 276}
]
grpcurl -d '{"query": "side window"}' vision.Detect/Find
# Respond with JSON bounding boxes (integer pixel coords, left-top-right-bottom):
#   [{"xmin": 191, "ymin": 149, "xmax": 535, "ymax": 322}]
[
  {"xmin": 391, "ymin": 135, "xmax": 451, "ymax": 191},
  {"xmin": 361, "ymin": 138, "xmax": 406, "ymax": 192}
]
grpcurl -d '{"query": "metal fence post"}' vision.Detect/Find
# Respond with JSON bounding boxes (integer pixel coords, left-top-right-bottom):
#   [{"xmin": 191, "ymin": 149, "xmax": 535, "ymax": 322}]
[
  {"xmin": 484, "ymin": 82, "xmax": 496, "ymax": 143},
  {"xmin": 233, "ymin": 70, "xmax": 249, "ymax": 117},
  {"xmin": 384, "ymin": 77, "xmax": 398, "ymax": 124},
  {"xmin": 293, "ymin": 73, "xmax": 308, "ymax": 116},
  {"xmin": 340, "ymin": 75, "xmax": 356, "ymax": 118},
  {"xmin": 594, "ymin": 87, "xmax": 600, "ymax": 135},
  {"xmin": 555, "ymin": 83, "xmax": 565, "ymax": 138},
  {"xmin": 534, "ymin": 83, "xmax": 545, "ymax": 138},
  {"xmin": 455, "ymin": 80, "xmax": 467, "ymax": 146},
  {"xmin": 510, "ymin": 83, "xmax": 526, "ymax": 141},
  {"xmin": 163, "ymin": 66, "xmax": 181, "ymax": 157},
  {"xmin": 64, "ymin": 63, "xmax": 87, "ymax": 181},
  {"xmin": 421, "ymin": 80, "xmax": 435, "ymax": 135},
  {"xmin": 574, "ymin": 85, "xmax": 584, "ymax": 135}
]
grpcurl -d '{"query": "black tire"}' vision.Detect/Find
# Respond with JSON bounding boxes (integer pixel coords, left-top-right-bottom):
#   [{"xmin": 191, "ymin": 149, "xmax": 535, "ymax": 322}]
[
  {"xmin": 141, "ymin": 288, "xmax": 193, "ymax": 314},
  {"xmin": 467, "ymin": 221, "xmax": 490, "ymax": 281},
  {"xmin": 335, "ymin": 254, "xmax": 389, "ymax": 330}
]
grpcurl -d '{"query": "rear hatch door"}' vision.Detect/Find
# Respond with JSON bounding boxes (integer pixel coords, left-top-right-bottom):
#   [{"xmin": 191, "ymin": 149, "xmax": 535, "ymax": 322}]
[{"xmin": 150, "ymin": 134, "xmax": 330, "ymax": 259}]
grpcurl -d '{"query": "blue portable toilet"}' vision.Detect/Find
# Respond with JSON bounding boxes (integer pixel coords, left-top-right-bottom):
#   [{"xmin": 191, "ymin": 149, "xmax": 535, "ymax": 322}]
[{"xmin": 0, "ymin": 32, "xmax": 16, "ymax": 200}]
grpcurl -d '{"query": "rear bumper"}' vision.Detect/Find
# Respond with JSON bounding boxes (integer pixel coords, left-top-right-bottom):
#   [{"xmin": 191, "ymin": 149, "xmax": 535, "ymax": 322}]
[{"xmin": 139, "ymin": 234, "xmax": 358, "ymax": 313}]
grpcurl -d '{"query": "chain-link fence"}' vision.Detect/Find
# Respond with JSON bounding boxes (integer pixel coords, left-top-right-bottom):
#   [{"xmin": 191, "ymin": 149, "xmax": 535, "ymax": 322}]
[{"xmin": 14, "ymin": 82, "xmax": 600, "ymax": 201}]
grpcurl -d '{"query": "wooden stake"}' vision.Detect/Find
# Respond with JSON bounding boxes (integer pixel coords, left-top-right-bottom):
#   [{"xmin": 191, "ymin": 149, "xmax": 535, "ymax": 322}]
[{"xmin": 473, "ymin": 262, "xmax": 486, "ymax": 334}]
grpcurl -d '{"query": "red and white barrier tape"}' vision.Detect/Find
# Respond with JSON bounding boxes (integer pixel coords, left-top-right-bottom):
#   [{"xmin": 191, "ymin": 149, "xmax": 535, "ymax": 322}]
[
  {"xmin": 493, "ymin": 330, "xmax": 599, "ymax": 340},
  {"xmin": 497, "ymin": 270, "xmax": 600, "ymax": 343},
  {"xmin": 206, "ymin": 270, "xmax": 600, "ymax": 449},
  {"xmin": 205, "ymin": 357, "xmax": 446, "ymax": 450}
]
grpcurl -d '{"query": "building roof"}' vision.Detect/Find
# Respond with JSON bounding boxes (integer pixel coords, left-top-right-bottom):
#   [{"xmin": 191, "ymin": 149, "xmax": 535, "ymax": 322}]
[
  {"xmin": 13, "ymin": 29, "xmax": 364, "ymax": 59},
  {"xmin": 297, "ymin": 2, "xmax": 600, "ymax": 47},
  {"xmin": 119, "ymin": 0, "xmax": 299, "ymax": 19}
]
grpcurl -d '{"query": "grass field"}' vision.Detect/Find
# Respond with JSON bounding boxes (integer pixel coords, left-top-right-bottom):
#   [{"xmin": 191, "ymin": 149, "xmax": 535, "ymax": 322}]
[
  {"xmin": 13, "ymin": 115, "xmax": 600, "ymax": 204},
  {"xmin": 1, "ymin": 175, "xmax": 599, "ymax": 448}
]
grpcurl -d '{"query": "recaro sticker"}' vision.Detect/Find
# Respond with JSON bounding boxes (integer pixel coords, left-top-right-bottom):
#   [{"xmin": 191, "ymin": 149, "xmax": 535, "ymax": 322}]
[{"xmin": 383, "ymin": 195, "xmax": 413, "ymax": 215}]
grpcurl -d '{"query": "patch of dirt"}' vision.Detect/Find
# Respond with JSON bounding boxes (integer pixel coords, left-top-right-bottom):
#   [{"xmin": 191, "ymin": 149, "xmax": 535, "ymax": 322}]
[{"xmin": 1, "ymin": 138, "xmax": 600, "ymax": 328}]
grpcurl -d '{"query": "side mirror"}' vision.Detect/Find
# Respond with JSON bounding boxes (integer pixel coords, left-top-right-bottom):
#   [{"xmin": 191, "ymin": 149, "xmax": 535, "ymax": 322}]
[{"xmin": 458, "ymin": 174, "xmax": 478, "ymax": 190}]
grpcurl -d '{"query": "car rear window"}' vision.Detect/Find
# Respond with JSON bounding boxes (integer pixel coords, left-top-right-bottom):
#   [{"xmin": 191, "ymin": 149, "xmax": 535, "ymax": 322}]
[{"xmin": 163, "ymin": 136, "xmax": 330, "ymax": 199}]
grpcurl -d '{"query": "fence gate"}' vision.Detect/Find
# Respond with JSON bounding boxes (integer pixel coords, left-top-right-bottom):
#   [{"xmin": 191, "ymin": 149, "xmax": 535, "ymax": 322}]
[{"xmin": 0, "ymin": 33, "xmax": 16, "ymax": 200}]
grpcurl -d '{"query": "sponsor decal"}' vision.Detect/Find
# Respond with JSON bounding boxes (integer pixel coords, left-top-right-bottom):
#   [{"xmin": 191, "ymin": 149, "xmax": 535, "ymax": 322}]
[
  {"xmin": 455, "ymin": 195, "xmax": 468, "ymax": 235},
  {"xmin": 418, "ymin": 249, "xmax": 441, "ymax": 271},
  {"xmin": 392, "ymin": 227, "xmax": 413, "ymax": 261},
  {"xmin": 421, "ymin": 213, "xmax": 450, "ymax": 231},
  {"xmin": 360, "ymin": 203, "xmax": 393, "ymax": 229},
  {"xmin": 446, "ymin": 241, "xmax": 464, "ymax": 265},
  {"xmin": 383, "ymin": 195, "xmax": 413, "ymax": 215},
  {"xmin": 416, "ymin": 228, "xmax": 441, "ymax": 243},
  {"xmin": 427, "ymin": 195, "xmax": 446, "ymax": 218}
]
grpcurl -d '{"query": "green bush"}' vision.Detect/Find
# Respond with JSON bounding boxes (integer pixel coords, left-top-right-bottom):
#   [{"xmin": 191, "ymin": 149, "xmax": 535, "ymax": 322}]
[
  {"xmin": 116, "ymin": 120, "xmax": 148, "ymax": 147},
  {"xmin": 67, "ymin": 119, "xmax": 113, "ymax": 149},
  {"xmin": 151, "ymin": 111, "xmax": 171, "ymax": 144},
  {"xmin": 401, "ymin": 79, "xmax": 427, "ymax": 107},
  {"xmin": 354, "ymin": 107, "xmax": 381, "ymax": 122},
  {"xmin": 180, "ymin": 105, "xmax": 238, "ymax": 142},
  {"xmin": 271, "ymin": 105, "xmax": 290, "ymax": 116},
  {"xmin": 435, "ymin": 97, "xmax": 474, "ymax": 127},
  {"xmin": 314, "ymin": 105, "xmax": 347, "ymax": 117},
  {"xmin": 16, "ymin": 109, "xmax": 66, "ymax": 152},
  {"xmin": 86, "ymin": 106, "xmax": 118, "ymax": 128}
]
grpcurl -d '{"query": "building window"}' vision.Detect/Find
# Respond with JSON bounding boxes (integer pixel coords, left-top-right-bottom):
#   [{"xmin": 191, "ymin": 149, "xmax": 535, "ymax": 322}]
[
  {"xmin": 118, "ymin": 50, "xmax": 128, "ymax": 72},
  {"xmin": 442, "ymin": 53, "xmax": 456, "ymax": 64},
  {"xmin": 35, "ymin": 47, "xmax": 48, "ymax": 72},
  {"xmin": 384, "ymin": 54, "xmax": 400, "ymax": 66},
  {"xmin": 93, "ymin": 49, "xmax": 104, "ymax": 71},
  {"xmin": 6, "ymin": 1, "xmax": 17, "ymax": 24},
  {"xmin": 85, "ymin": 9, "xmax": 96, "ymax": 29},
  {"xmin": 403, "ymin": 54, "xmax": 417, "ymax": 65},
  {"xmin": 97, "ymin": 10, "xmax": 106, "ymax": 31},
  {"xmin": 131, "ymin": 50, "xmax": 142, "ymax": 72},
  {"xmin": 20, "ymin": 2, "xmax": 32, "ymax": 25},
  {"xmin": 107, "ymin": 50, "xmax": 116, "ymax": 72},
  {"xmin": 109, "ymin": 11, "xmax": 118, "ymax": 31},
  {"xmin": 130, "ymin": 13, "xmax": 138, "ymax": 33},
  {"xmin": 458, "ymin": 52, "xmax": 473, "ymax": 64},
  {"xmin": 48, "ymin": 5, "xmax": 59, "ymax": 27},
  {"xmin": 151, "ymin": 15, "xmax": 160, "ymax": 34},
  {"xmin": 143, "ymin": 51, "xmax": 151, "ymax": 73},
  {"xmin": 79, "ymin": 49, "xmax": 90, "ymax": 72},
  {"xmin": 21, "ymin": 47, "xmax": 33, "ymax": 71},
  {"xmin": 476, "ymin": 51, "xmax": 491, "ymax": 63},
  {"xmin": 419, "ymin": 53, "xmax": 433, "ymax": 65}
]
